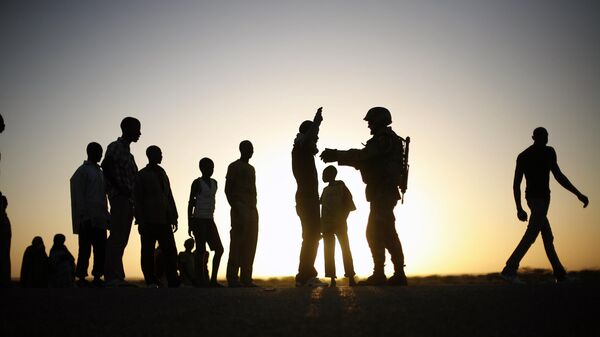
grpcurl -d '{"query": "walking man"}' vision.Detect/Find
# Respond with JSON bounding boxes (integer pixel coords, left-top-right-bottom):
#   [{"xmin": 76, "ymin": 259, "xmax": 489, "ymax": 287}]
[
  {"xmin": 501, "ymin": 127, "xmax": 589, "ymax": 283},
  {"xmin": 102, "ymin": 117, "xmax": 140, "ymax": 287}
]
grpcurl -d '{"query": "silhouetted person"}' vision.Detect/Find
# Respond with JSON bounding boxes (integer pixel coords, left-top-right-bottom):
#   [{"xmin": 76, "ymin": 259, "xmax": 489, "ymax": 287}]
[
  {"xmin": 321, "ymin": 107, "xmax": 408, "ymax": 286},
  {"xmin": 133, "ymin": 146, "xmax": 180, "ymax": 288},
  {"xmin": 101, "ymin": 117, "xmax": 140, "ymax": 287},
  {"xmin": 293, "ymin": 107, "xmax": 327, "ymax": 287},
  {"xmin": 70, "ymin": 142, "xmax": 109, "ymax": 288},
  {"xmin": 320, "ymin": 166, "xmax": 356, "ymax": 287},
  {"xmin": 48, "ymin": 234, "xmax": 76, "ymax": 288},
  {"xmin": 187, "ymin": 157, "xmax": 224, "ymax": 287},
  {"xmin": 501, "ymin": 127, "xmax": 589, "ymax": 284},
  {"xmin": 0, "ymin": 194, "xmax": 11, "ymax": 287},
  {"xmin": 178, "ymin": 238, "xmax": 196, "ymax": 286},
  {"xmin": 225, "ymin": 140, "xmax": 259, "ymax": 288},
  {"xmin": 20, "ymin": 236, "xmax": 49, "ymax": 288},
  {"xmin": 0, "ymin": 113, "xmax": 4, "ymax": 133}
]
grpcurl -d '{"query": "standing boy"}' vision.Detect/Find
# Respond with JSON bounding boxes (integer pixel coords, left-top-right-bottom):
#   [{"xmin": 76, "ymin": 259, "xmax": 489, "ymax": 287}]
[
  {"xmin": 133, "ymin": 146, "xmax": 179, "ymax": 288},
  {"xmin": 320, "ymin": 166, "xmax": 356, "ymax": 287},
  {"xmin": 187, "ymin": 157, "xmax": 224, "ymax": 287},
  {"xmin": 70, "ymin": 142, "xmax": 109, "ymax": 287}
]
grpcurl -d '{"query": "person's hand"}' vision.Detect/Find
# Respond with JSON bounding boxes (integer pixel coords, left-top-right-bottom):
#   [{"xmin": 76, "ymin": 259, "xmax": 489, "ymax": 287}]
[
  {"xmin": 172, "ymin": 221, "xmax": 178, "ymax": 233},
  {"xmin": 188, "ymin": 228, "xmax": 192, "ymax": 237},
  {"xmin": 315, "ymin": 107, "xmax": 323, "ymax": 123},
  {"xmin": 578, "ymin": 194, "xmax": 589, "ymax": 208},
  {"xmin": 320, "ymin": 148, "xmax": 337, "ymax": 163},
  {"xmin": 517, "ymin": 209, "xmax": 528, "ymax": 222}
]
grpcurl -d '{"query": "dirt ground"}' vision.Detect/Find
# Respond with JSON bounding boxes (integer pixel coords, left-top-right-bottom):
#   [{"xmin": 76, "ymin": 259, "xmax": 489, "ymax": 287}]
[{"xmin": 1, "ymin": 271, "xmax": 599, "ymax": 337}]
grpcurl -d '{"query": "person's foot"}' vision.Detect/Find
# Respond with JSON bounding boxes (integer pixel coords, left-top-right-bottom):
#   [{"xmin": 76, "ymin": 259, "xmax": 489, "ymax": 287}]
[
  {"xmin": 357, "ymin": 273, "xmax": 387, "ymax": 286},
  {"xmin": 76, "ymin": 278, "xmax": 91, "ymax": 288},
  {"xmin": 348, "ymin": 276, "xmax": 357, "ymax": 287},
  {"xmin": 242, "ymin": 282, "xmax": 260, "ymax": 288},
  {"xmin": 330, "ymin": 278, "xmax": 336, "ymax": 287},
  {"xmin": 228, "ymin": 280, "xmax": 243, "ymax": 288},
  {"xmin": 387, "ymin": 272, "xmax": 408, "ymax": 286},
  {"xmin": 210, "ymin": 281, "xmax": 225, "ymax": 288},
  {"xmin": 92, "ymin": 278, "xmax": 105, "ymax": 288},
  {"xmin": 555, "ymin": 274, "xmax": 574, "ymax": 284},
  {"xmin": 147, "ymin": 283, "xmax": 159, "ymax": 289},
  {"xmin": 302, "ymin": 277, "xmax": 328, "ymax": 287},
  {"xmin": 500, "ymin": 271, "xmax": 525, "ymax": 284}
]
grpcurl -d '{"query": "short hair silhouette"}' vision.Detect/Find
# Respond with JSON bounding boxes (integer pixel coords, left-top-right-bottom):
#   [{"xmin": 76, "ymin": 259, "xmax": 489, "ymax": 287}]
[
  {"xmin": 32, "ymin": 236, "xmax": 44, "ymax": 246},
  {"xmin": 299, "ymin": 120, "xmax": 313, "ymax": 134},
  {"xmin": 120, "ymin": 117, "xmax": 140, "ymax": 133},
  {"xmin": 184, "ymin": 238, "xmax": 195, "ymax": 250},
  {"xmin": 199, "ymin": 157, "xmax": 214, "ymax": 172},
  {"xmin": 323, "ymin": 165, "xmax": 337, "ymax": 182},
  {"xmin": 53, "ymin": 234, "xmax": 66, "ymax": 246},
  {"xmin": 146, "ymin": 145, "xmax": 161, "ymax": 161},
  {"xmin": 86, "ymin": 142, "xmax": 103, "ymax": 161}
]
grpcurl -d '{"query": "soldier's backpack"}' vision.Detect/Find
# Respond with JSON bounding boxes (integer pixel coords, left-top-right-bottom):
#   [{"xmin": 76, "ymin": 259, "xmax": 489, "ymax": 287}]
[{"xmin": 387, "ymin": 135, "xmax": 410, "ymax": 203}]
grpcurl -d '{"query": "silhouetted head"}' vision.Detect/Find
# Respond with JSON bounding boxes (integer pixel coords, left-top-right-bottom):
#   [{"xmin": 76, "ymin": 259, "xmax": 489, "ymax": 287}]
[
  {"xmin": 53, "ymin": 233, "xmax": 66, "ymax": 247},
  {"xmin": 184, "ymin": 238, "xmax": 195, "ymax": 251},
  {"xmin": 32, "ymin": 236, "xmax": 44, "ymax": 247},
  {"xmin": 199, "ymin": 157, "xmax": 214, "ymax": 177},
  {"xmin": 146, "ymin": 146, "xmax": 162, "ymax": 165},
  {"xmin": 120, "ymin": 117, "xmax": 141, "ymax": 143},
  {"xmin": 239, "ymin": 140, "xmax": 254, "ymax": 161},
  {"xmin": 299, "ymin": 120, "xmax": 313, "ymax": 134},
  {"xmin": 86, "ymin": 142, "xmax": 103, "ymax": 163},
  {"xmin": 364, "ymin": 107, "xmax": 392, "ymax": 134},
  {"xmin": 0, "ymin": 114, "xmax": 4, "ymax": 133},
  {"xmin": 0, "ymin": 195, "xmax": 7, "ymax": 211},
  {"xmin": 532, "ymin": 127, "xmax": 548, "ymax": 146},
  {"xmin": 322, "ymin": 165, "xmax": 337, "ymax": 183}
]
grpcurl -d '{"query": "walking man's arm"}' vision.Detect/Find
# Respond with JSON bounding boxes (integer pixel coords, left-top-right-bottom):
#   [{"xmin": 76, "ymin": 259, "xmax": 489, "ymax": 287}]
[
  {"xmin": 550, "ymin": 152, "xmax": 589, "ymax": 208},
  {"xmin": 513, "ymin": 160, "xmax": 528, "ymax": 222}
]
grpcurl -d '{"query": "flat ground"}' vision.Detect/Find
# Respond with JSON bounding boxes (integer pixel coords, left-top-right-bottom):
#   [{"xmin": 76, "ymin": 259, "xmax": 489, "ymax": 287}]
[{"xmin": 1, "ymin": 270, "xmax": 599, "ymax": 337}]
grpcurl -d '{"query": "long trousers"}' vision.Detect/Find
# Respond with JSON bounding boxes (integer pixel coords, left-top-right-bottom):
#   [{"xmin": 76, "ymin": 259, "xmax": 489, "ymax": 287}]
[
  {"xmin": 104, "ymin": 196, "xmax": 133, "ymax": 282},
  {"xmin": 295, "ymin": 200, "xmax": 321, "ymax": 283},
  {"xmin": 139, "ymin": 223, "xmax": 179, "ymax": 286},
  {"xmin": 75, "ymin": 221, "xmax": 107, "ymax": 279},
  {"xmin": 504, "ymin": 197, "xmax": 566, "ymax": 278},
  {"xmin": 366, "ymin": 198, "xmax": 404, "ymax": 275},
  {"xmin": 323, "ymin": 224, "xmax": 355, "ymax": 278},
  {"xmin": 226, "ymin": 205, "xmax": 259, "ymax": 284}
]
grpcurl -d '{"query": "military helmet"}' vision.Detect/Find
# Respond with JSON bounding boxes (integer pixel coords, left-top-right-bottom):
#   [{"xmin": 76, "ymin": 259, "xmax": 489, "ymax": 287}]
[{"xmin": 363, "ymin": 107, "xmax": 392, "ymax": 126}]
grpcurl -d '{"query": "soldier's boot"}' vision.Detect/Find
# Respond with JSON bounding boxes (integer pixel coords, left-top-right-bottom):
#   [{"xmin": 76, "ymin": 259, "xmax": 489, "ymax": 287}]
[
  {"xmin": 358, "ymin": 265, "xmax": 387, "ymax": 286},
  {"xmin": 387, "ymin": 268, "xmax": 408, "ymax": 286}
]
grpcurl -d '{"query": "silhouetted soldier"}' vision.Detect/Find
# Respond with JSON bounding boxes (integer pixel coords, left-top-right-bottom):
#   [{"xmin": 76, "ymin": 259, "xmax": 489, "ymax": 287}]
[
  {"xmin": 48, "ymin": 234, "xmax": 76, "ymax": 288},
  {"xmin": 321, "ymin": 107, "xmax": 408, "ymax": 286},
  {"xmin": 501, "ymin": 127, "xmax": 589, "ymax": 284},
  {"xmin": 320, "ymin": 166, "xmax": 356, "ymax": 287},
  {"xmin": 187, "ymin": 157, "xmax": 224, "ymax": 287},
  {"xmin": 70, "ymin": 142, "xmax": 109, "ymax": 287},
  {"xmin": 133, "ymin": 146, "xmax": 180, "ymax": 288},
  {"xmin": 101, "ymin": 117, "xmax": 140, "ymax": 287},
  {"xmin": 0, "ymin": 194, "xmax": 11, "ymax": 287},
  {"xmin": 20, "ymin": 236, "xmax": 49, "ymax": 288},
  {"xmin": 225, "ymin": 140, "xmax": 259, "ymax": 287},
  {"xmin": 293, "ymin": 107, "xmax": 327, "ymax": 287}
]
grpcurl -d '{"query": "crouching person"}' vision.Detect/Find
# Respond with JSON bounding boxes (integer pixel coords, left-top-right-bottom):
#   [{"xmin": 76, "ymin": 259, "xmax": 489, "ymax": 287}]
[{"xmin": 133, "ymin": 145, "xmax": 180, "ymax": 288}]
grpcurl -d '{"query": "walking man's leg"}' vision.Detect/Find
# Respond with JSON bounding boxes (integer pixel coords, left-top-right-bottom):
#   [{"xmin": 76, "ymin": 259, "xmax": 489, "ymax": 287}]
[{"xmin": 503, "ymin": 198, "xmax": 543, "ymax": 276}]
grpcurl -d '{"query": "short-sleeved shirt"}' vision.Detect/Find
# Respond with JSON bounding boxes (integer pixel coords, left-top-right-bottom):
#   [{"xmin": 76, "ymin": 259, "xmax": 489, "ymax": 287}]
[{"xmin": 517, "ymin": 145, "xmax": 556, "ymax": 199}]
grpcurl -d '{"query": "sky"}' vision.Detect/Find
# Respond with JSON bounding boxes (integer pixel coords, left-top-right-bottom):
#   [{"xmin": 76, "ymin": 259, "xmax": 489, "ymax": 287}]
[{"xmin": 1, "ymin": 0, "xmax": 599, "ymax": 279}]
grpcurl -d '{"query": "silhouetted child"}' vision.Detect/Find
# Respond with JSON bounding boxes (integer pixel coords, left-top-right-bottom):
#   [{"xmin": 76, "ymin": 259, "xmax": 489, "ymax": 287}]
[
  {"xmin": 320, "ymin": 166, "xmax": 356, "ymax": 287},
  {"xmin": 187, "ymin": 158, "xmax": 224, "ymax": 287},
  {"xmin": 20, "ymin": 236, "xmax": 49, "ymax": 288},
  {"xmin": 178, "ymin": 238, "xmax": 196, "ymax": 286},
  {"xmin": 48, "ymin": 234, "xmax": 76, "ymax": 288}
]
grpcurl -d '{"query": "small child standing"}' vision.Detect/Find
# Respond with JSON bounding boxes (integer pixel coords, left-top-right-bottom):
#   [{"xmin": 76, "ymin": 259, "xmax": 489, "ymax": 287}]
[
  {"xmin": 320, "ymin": 166, "xmax": 356, "ymax": 287},
  {"xmin": 187, "ymin": 158, "xmax": 224, "ymax": 287}
]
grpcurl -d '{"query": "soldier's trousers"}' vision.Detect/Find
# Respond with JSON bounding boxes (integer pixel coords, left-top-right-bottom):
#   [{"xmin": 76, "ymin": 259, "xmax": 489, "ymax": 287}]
[
  {"xmin": 366, "ymin": 198, "xmax": 404, "ymax": 275},
  {"xmin": 504, "ymin": 197, "xmax": 566, "ymax": 278},
  {"xmin": 226, "ymin": 205, "xmax": 259, "ymax": 284}
]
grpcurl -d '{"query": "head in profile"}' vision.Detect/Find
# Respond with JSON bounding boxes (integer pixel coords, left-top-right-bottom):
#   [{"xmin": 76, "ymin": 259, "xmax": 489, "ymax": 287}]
[
  {"xmin": 199, "ymin": 157, "xmax": 214, "ymax": 178},
  {"xmin": 146, "ymin": 145, "xmax": 162, "ymax": 165},
  {"xmin": 121, "ymin": 117, "xmax": 141, "ymax": 143},
  {"xmin": 87, "ymin": 142, "xmax": 103, "ymax": 163},
  {"xmin": 239, "ymin": 140, "xmax": 254, "ymax": 161},
  {"xmin": 322, "ymin": 165, "xmax": 337, "ymax": 184},
  {"xmin": 364, "ymin": 107, "xmax": 392, "ymax": 135},
  {"xmin": 53, "ymin": 233, "xmax": 66, "ymax": 247},
  {"xmin": 532, "ymin": 127, "xmax": 548, "ymax": 146}
]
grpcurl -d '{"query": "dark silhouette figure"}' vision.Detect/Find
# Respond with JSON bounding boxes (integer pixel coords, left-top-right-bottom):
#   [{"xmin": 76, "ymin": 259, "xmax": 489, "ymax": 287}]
[
  {"xmin": 187, "ymin": 157, "xmax": 224, "ymax": 287},
  {"xmin": 320, "ymin": 166, "xmax": 356, "ymax": 287},
  {"xmin": 321, "ymin": 107, "xmax": 408, "ymax": 286},
  {"xmin": 225, "ymin": 140, "xmax": 259, "ymax": 288},
  {"xmin": 48, "ymin": 234, "xmax": 76, "ymax": 288},
  {"xmin": 293, "ymin": 107, "xmax": 327, "ymax": 287},
  {"xmin": 0, "ymin": 113, "xmax": 4, "ymax": 133},
  {"xmin": 101, "ymin": 117, "xmax": 140, "ymax": 287},
  {"xmin": 133, "ymin": 146, "xmax": 180, "ymax": 288},
  {"xmin": 178, "ymin": 238, "xmax": 196, "ymax": 286},
  {"xmin": 70, "ymin": 142, "xmax": 109, "ymax": 288},
  {"xmin": 501, "ymin": 127, "xmax": 589, "ymax": 284},
  {"xmin": 0, "ymin": 194, "xmax": 11, "ymax": 287},
  {"xmin": 20, "ymin": 236, "xmax": 49, "ymax": 288}
]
